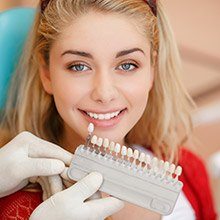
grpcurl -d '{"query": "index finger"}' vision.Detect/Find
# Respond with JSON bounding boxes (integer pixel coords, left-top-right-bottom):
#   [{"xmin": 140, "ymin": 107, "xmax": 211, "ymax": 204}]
[{"xmin": 27, "ymin": 134, "xmax": 73, "ymax": 166}]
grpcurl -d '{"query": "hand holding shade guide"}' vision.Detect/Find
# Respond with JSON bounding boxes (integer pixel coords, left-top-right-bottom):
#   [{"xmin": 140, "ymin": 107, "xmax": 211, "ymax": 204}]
[{"xmin": 68, "ymin": 123, "xmax": 183, "ymax": 215}]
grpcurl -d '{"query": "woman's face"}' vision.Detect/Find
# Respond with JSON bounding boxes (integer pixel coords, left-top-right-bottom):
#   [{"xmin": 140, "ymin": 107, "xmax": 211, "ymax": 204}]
[{"xmin": 40, "ymin": 11, "xmax": 154, "ymax": 148}]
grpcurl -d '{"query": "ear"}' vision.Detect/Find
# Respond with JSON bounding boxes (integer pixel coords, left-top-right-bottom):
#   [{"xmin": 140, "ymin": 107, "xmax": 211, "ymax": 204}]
[
  {"xmin": 38, "ymin": 55, "xmax": 53, "ymax": 95},
  {"xmin": 149, "ymin": 50, "xmax": 157, "ymax": 89}
]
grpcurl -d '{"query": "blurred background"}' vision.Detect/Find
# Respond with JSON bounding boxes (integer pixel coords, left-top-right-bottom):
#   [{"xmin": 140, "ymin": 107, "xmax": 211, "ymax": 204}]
[{"xmin": 0, "ymin": 0, "xmax": 220, "ymax": 216}]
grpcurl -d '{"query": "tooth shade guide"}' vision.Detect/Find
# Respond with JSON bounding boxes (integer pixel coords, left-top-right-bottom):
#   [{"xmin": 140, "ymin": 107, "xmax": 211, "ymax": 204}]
[{"xmin": 87, "ymin": 135, "xmax": 179, "ymax": 177}]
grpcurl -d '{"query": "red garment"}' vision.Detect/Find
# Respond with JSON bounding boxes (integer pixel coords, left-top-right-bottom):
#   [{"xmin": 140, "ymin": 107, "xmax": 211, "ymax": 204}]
[
  {"xmin": 178, "ymin": 148, "xmax": 217, "ymax": 220},
  {"xmin": 0, "ymin": 191, "xmax": 42, "ymax": 220},
  {"xmin": 0, "ymin": 148, "xmax": 217, "ymax": 219}
]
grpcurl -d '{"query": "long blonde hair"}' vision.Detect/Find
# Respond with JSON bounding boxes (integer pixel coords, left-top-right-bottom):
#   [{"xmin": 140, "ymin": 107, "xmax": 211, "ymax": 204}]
[{"xmin": 0, "ymin": 0, "xmax": 195, "ymax": 162}]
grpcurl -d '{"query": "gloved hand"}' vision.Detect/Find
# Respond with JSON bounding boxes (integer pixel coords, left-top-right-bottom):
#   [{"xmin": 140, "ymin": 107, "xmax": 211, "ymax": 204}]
[
  {"xmin": 29, "ymin": 175, "xmax": 64, "ymax": 201},
  {"xmin": 0, "ymin": 131, "xmax": 73, "ymax": 198},
  {"xmin": 30, "ymin": 172, "xmax": 124, "ymax": 220}
]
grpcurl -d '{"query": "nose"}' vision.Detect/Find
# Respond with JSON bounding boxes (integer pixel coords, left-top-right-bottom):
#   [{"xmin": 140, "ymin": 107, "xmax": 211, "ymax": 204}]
[{"xmin": 91, "ymin": 71, "xmax": 119, "ymax": 104}]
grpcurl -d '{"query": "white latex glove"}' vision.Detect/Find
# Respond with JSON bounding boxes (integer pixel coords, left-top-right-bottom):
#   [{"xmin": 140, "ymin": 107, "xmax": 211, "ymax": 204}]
[
  {"xmin": 29, "ymin": 175, "xmax": 64, "ymax": 201},
  {"xmin": 30, "ymin": 172, "xmax": 124, "ymax": 220},
  {"xmin": 0, "ymin": 131, "xmax": 73, "ymax": 198},
  {"xmin": 61, "ymin": 167, "xmax": 102, "ymax": 201}
]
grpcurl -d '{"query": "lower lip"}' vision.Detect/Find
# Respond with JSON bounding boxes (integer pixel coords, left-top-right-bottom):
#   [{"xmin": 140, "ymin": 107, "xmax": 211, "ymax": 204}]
[{"xmin": 79, "ymin": 109, "xmax": 127, "ymax": 128}]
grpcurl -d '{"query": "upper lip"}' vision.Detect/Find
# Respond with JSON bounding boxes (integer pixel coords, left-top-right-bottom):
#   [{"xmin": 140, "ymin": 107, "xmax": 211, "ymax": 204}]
[{"xmin": 79, "ymin": 108, "xmax": 126, "ymax": 114}]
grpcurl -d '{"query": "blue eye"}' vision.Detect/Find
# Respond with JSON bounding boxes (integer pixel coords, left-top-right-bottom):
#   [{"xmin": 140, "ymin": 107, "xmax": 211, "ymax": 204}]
[
  {"xmin": 67, "ymin": 62, "xmax": 138, "ymax": 73},
  {"xmin": 67, "ymin": 63, "xmax": 90, "ymax": 72},
  {"xmin": 118, "ymin": 62, "xmax": 138, "ymax": 71}
]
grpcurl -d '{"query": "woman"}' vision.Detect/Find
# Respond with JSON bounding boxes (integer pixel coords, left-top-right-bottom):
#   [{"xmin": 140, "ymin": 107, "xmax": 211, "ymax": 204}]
[{"xmin": 0, "ymin": 0, "xmax": 217, "ymax": 219}]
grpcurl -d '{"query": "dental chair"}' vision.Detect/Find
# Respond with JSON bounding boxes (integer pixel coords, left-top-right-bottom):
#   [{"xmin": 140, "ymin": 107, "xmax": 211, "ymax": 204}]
[{"xmin": 0, "ymin": 7, "xmax": 36, "ymax": 109}]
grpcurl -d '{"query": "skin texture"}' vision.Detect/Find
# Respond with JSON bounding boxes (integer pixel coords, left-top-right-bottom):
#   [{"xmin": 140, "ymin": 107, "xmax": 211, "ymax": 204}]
[{"xmin": 39, "ymin": 11, "xmax": 160, "ymax": 219}]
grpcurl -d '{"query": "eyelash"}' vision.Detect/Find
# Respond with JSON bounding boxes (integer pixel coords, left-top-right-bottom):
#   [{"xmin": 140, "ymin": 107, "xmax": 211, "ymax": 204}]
[{"xmin": 67, "ymin": 62, "xmax": 139, "ymax": 73}]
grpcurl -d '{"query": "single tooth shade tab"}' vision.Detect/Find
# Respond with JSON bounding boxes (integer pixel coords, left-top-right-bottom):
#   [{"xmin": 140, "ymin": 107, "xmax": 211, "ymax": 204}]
[
  {"xmin": 114, "ymin": 143, "xmax": 121, "ymax": 154},
  {"xmin": 91, "ymin": 135, "xmax": 97, "ymax": 145},
  {"xmin": 151, "ymin": 157, "xmax": 158, "ymax": 173},
  {"xmin": 121, "ymin": 145, "xmax": 127, "ymax": 156},
  {"xmin": 159, "ymin": 160, "xmax": 165, "ymax": 167},
  {"xmin": 133, "ymin": 150, "xmax": 139, "ymax": 159},
  {"xmin": 103, "ymin": 138, "xmax": 109, "ymax": 149},
  {"xmin": 175, "ymin": 166, "xmax": 182, "ymax": 176},
  {"xmin": 164, "ymin": 161, "xmax": 170, "ymax": 171},
  {"xmin": 109, "ymin": 141, "xmax": 115, "ymax": 152},
  {"xmin": 139, "ymin": 152, "xmax": 145, "ymax": 163},
  {"xmin": 127, "ymin": 148, "xmax": 133, "ymax": 158},
  {"xmin": 169, "ymin": 163, "xmax": 176, "ymax": 174},
  {"xmin": 97, "ymin": 137, "xmax": 103, "ymax": 147},
  {"xmin": 158, "ymin": 160, "xmax": 165, "ymax": 172},
  {"xmin": 145, "ymin": 155, "xmax": 151, "ymax": 164},
  {"xmin": 151, "ymin": 157, "xmax": 158, "ymax": 166},
  {"xmin": 88, "ymin": 123, "xmax": 94, "ymax": 133}
]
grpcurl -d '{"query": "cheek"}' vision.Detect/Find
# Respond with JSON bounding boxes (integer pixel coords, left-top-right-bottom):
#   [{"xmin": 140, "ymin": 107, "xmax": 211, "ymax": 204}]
[
  {"xmin": 50, "ymin": 71, "xmax": 88, "ymax": 109},
  {"xmin": 123, "ymin": 71, "xmax": 151, "ymax": 120},
  {"xmin": 124, "ymin": 71, "xmax": 151, "ymax": 106}
]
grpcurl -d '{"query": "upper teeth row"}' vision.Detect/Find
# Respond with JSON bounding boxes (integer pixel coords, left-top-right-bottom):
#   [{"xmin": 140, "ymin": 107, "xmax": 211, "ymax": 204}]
[{"xmin": 87, "ymin": 110, "xmax": 120, "ymax": 120}]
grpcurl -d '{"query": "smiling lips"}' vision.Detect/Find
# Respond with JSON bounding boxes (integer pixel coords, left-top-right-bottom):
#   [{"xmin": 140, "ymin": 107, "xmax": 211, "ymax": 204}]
[{"xmin": 79, "ymin": 108, "xmax": 127, "ymax": 128}]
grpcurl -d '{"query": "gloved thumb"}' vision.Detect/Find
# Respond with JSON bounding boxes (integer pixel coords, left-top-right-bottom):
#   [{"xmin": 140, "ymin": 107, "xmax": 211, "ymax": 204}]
[
  {"xmin": 25, "ymin": 158, "xmax": 65, "ymax": 177},
  {"xmin": 63, "ymin": 172, "xmax": 103, "ymax": 202}
]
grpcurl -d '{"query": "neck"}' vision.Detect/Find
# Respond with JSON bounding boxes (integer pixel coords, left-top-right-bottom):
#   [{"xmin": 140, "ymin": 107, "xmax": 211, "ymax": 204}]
[{"xmin": 61, "ymin": 126, "xmax": 84, "ymax": 153}]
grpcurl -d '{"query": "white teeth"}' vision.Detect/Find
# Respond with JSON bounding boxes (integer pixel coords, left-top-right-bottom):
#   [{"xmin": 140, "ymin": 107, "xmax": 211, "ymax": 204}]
[
  {"xmin": 169, "ymin": 163, "xmax": 176, "ymax": 175},
  {"xmin": 151, "ymin": 157, "xmax": 158, "ymax": 166},
  {"xmin": 104, "ymin": 113, "xmax": 111, "ymax": 120},
  {"xmin": 91, "ymin": 135, "xmax": 97, "ymax": 145},
  {"xmin": 114, "ymin": 143, "xmax": 121, "ymax": 154},
  {"xmin": 103, "ymin": 138, "xmax": 109, "ymax": 149},
  {"xmin": 138, "ymin": 152, "xmax": 145, "ymax": 168},
  {"xmin": 127, "ymin": 148, "xmax": 133, "ymax": 158},
  {"xmin": 151, "ymin": 157, "xmax": 159, "ymax": 173},
  {"xmin": 164, "ymin": 161, "xmax": 170, "ymax": 171},
  {"xmin": 139, "ymin": 152, "xmax": 145, "ymax": 163},
  {"xmin": 88, "ymin": 123, "xmax": 94, "ymax": 133},
  {"xmin": 145, "ymin": 155, "xmax": 151, "ymax": 165},
  {"xmin": 175, "ymin": 166, "xmax": 182, "ymax": 176},
  {"xmin": 99, "ymin": 114, "xmax": 105, "ymax": 120},
  {"xmin": 121, "ymin": 145, "xmax": 127, "ymax": 156},
  {"xmin": 174, "ymin": 166, "xmax": 182, "ymax": 181},
  {"xmin": 133, "ymin": 150, "xmax": 139, "ymax": 160},
  {"xmin": 87, "ymin": 110, "xmax": 121, "ymax": 120},
  {"xmin": 109, "ymin": 141, "xmax": 115, "ymax": 152},
  {"xmin": 97, "ymin": 137, "xmax": 103, "ymax": 147}
]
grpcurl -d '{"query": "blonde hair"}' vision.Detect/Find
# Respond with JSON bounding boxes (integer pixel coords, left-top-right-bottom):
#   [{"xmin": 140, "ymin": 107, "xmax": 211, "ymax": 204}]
[{"xmin": 0, "ymin": 0, "xmax": 195, "ymax": 162}]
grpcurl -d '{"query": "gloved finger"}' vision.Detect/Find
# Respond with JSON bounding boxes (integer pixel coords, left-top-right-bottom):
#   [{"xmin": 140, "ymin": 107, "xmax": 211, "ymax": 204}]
[
  {"xmin": 48, "ymin": 175, "xmax": 63, "ymax": 195},
  {"xmin": 60, "ymin": 167, "xmax": 75, "ymax": 188},
  {"xmin": 26, "ymin": 158, "xmax": 65, "ymax": 177},
  {"xmin": 63, "ymin": 179, "xmax": 74, "ymax": 189},
  {"xmin": 60, "ymin": 167, "xmax": 72, "ymax": 181},
  {"xmin": 85, "ymin": 196, "xmax": 124, "ymax": 219},
  {"xmin": 0, "ymin": 179, "xmax": 28, "ymax": 198},
  {"xmin": 29, "ymin": 176, "xmax": 38, "ymax": 184},
  {"xmin": 27, "ymin": 135, "xmax": 73, "ymax": 166},
  {"xmin": 29, "ymin": 176, "xmax": 51, "ymax": 200},
  {"xmin": 63, "ymin": 172, "xmax": 103, "ymax": 202},
  {"xmin": 37, "ymin": 177, "xmax": 50, "ymax": 201},
  {"xmin": 86, "ymin": 191, "xmax": 102, "ymax": 201}
]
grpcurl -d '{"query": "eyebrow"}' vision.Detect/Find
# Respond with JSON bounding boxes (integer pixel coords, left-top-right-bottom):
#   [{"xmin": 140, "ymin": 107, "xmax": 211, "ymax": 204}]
[{"xmin": 61, "ymin": 48, "xmax": 145, "ymax": 59}]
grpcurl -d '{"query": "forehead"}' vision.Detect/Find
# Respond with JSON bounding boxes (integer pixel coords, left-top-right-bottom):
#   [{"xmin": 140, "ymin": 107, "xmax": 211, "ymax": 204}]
[{"xmin": 52, "ymin": 11, "xmax": 150, "ymax": 56}]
